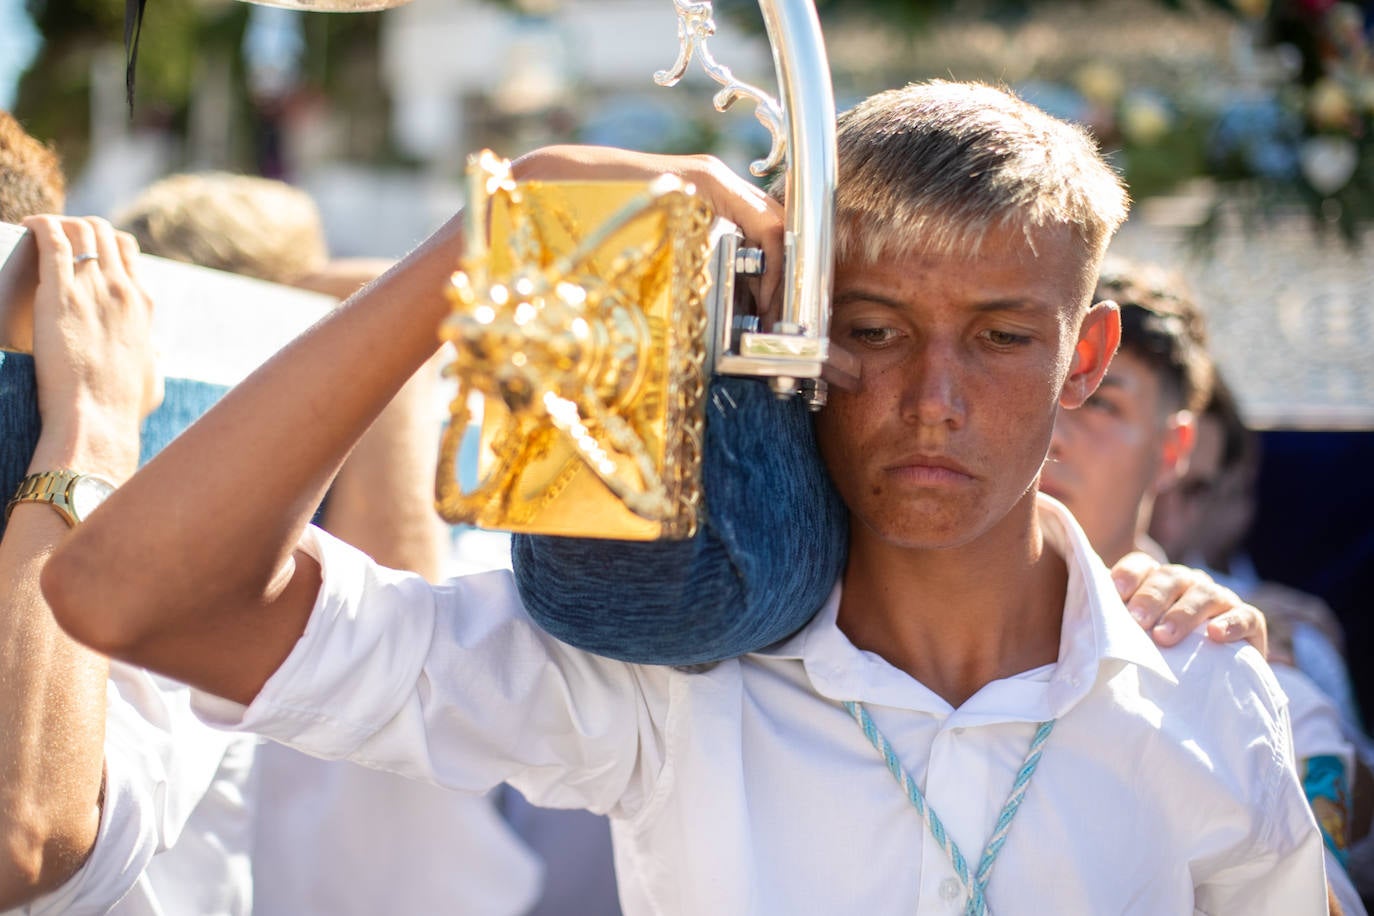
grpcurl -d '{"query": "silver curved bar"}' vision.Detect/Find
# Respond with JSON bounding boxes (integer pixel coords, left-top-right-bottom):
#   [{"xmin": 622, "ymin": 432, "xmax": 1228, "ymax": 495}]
[
  {"xmin": 658, "ymin": 0, "xmax": 836, "ymax": 406},
  {"xmin": 758, "ymin": 0, "xmax": 835, "ymax": 401},
  {"xmin": 654, "ymin": 0, "xmax": 787, "ymax": 177}
]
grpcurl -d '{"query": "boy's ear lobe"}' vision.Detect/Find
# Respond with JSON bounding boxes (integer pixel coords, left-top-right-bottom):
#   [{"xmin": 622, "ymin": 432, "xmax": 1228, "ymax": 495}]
[{"xmin": 1060, "ymin": 300, "xmax": 1120, "ymax": 409}]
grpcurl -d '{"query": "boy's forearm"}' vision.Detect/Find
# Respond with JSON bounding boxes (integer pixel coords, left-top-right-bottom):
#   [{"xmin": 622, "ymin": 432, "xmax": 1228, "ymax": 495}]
[
  {"xmin": 0, "ymin": 512, "xmax": 107, "ymax": 907},
  {"xmin": 44, "ymin": 215, "xmax": 464, "ymax": 704}
]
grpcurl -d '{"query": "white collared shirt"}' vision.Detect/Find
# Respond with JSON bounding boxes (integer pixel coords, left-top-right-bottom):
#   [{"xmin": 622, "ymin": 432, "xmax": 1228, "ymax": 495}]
[
  {"xmin": 16, "ymin": 665, "xmax": 256, "ymax": 916},
  {"xmin": 250, "ymin": 744, "xmax": 544, "ymax": 916},
  {"xmin": 196, "ymin": 496, "xmax": 1326, "ymax": 915}
]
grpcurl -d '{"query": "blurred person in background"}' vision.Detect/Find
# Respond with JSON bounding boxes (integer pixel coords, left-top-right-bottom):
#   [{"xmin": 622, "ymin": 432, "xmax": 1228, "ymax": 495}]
[
  {"xmin": 1041, "ymin": 259, "xmax": 1365, "ymax": 914},
  {"xmin": 1150, "ymin": 376, "xmax": 1364, "ymax": 735},
  {"xmin": 1151, "ymin": 370, "xmax": 1374, "ymax": 905}
]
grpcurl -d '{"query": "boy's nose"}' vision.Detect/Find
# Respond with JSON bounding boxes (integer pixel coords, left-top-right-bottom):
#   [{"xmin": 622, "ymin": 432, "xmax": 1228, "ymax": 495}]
[{"xmin": 899, "ymin": 342, "xmax": 963, "ymax": 429}]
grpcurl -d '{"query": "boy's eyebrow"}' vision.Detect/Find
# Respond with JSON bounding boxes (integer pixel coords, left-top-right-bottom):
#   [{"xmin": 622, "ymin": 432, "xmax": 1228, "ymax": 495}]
[
  {"xmin": 970, "ymin": 298, "xmax": 1049, "ymax": 313},
  {"xmin": 831, "ymin": 288, "xmax": 906, "ymax": 310},
  {"xmin": 832, "ymin": 289, "xmax": 1051, "ymax": 313}
]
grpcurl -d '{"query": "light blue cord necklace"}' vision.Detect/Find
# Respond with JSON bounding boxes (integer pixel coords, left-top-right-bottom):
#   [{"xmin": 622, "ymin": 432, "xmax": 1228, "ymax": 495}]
[{"xmin": 843, "ymin": 701, "xmax": 1056, "ymax": 916}]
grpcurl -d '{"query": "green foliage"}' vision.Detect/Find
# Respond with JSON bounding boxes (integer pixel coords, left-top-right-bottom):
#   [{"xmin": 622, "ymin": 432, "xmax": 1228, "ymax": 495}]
[
  {"xmin": 1197, "ymin": 0, "xmax": 1374, "ymax": 242},
  {"xmin": 1113, "ymin": 113, "xmax": 1212, "ymax": 201}
]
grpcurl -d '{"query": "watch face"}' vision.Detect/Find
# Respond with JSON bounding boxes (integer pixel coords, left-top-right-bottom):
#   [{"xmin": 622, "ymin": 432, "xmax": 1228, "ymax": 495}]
[{"xmin": 70, "ymin": 476, "xmax": 116, "ymax": 521}]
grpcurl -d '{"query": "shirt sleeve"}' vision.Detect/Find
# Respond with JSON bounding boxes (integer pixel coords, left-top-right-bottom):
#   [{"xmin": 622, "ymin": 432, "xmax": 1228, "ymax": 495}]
[
  {"xmin": 16, "ymin": 668, "xmax": 245, "ymax": 916},
  {"xmin": 193, "ymin": 525, "xmax": 673, "ymax": 819},
  {"xmin": 1193, "ymin": 663, "xmax": 1331, "ymax": 915},
  {"xmin": 1275, "ymin": 663, "xmax": 1357, "ymax": 771},
  {"xmin": 1273, "ymin": 663, "xmax": 1357, "ymax": 869}
]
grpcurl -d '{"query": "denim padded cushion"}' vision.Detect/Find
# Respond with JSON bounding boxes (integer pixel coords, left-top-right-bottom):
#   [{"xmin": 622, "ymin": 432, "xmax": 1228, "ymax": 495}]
[
  {"xmin": 513, "ymin": 376, "xmax": 848, "ymax": 665},
  {"xmin": 138, "ymin": 377, "xmax": 232, "ymax": 467}
]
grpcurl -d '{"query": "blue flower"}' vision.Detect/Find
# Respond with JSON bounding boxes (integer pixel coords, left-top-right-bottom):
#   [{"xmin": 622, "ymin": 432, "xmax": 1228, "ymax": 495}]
[{"xmin": 1208, "ymin": 96, "xmax": 1302, "ymax": 178}]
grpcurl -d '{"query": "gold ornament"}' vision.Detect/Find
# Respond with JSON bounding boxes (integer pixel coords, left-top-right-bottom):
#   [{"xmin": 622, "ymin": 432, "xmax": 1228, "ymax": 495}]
[{"xmin": 435, "ymin": 151, "xmax": 715, "ymax": 540}]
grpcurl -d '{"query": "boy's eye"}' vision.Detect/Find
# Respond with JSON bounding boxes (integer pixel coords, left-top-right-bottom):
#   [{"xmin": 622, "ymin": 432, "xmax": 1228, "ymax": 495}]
[
  {"xmin": 982, "ymin": 329, "xmax": 1030, "ymax": 347},
  {"xmin": 1083, "ymin": 392, "xmax": 1121, "ymax": 416},
  {"xmin": 849, "ymin": 326, "xmax": 900, "ymax": 346}
]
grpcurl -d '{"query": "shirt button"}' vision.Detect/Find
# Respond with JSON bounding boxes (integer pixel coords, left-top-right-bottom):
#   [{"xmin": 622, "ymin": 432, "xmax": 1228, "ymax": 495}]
[{"xmin": 939, "ymin": 877, "xmax": 962, "ymax": 901}]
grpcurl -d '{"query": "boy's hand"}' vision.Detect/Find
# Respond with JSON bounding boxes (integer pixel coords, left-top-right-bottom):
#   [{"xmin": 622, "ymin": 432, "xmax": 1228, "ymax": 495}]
[
  {"xmin": 512, "ymin": 145, "xmax": 786, "ymax": 318},
  {"xmin": 1109, "ymin": 552, "xmax": 1267, "ymax": 656},
  {"xmin": 510, "ymin": 145, "xmax": 863, "ymax": 393},
  {"xmin": 22, "ymin": 215, "xmax": 162, "ymax": 482}
]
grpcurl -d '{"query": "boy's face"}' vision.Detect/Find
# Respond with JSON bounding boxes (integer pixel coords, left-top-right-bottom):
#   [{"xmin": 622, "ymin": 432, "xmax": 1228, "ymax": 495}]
[
  {"xmin": 815, "ymin": 221, "xmax": 1114, "ymax": 552},
  {"xmin": 1040, "ymin": 350, "xmax": 1193, "ymax": 563}
]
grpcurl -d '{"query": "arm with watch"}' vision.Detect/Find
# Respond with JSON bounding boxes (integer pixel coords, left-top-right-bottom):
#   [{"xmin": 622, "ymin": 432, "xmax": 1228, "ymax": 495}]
[{"xmin": 0, "ymin": 215, "xmax": 158, "ymax": 907}]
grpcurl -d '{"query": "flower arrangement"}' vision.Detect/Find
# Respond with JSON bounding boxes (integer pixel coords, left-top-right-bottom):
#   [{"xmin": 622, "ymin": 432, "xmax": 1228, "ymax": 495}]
[
  {"xmin": 1204, "ymin": 0, "xmax": 1374, "ymax": 239},
  {"xmin": 1139, "ymin": 0, "xmax": 1374, "ymax": 240}
]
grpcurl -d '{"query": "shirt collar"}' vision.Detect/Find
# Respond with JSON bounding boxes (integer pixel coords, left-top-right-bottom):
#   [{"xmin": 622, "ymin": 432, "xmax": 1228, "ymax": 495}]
[{"xmin": 757, "ymin": 493, "xmax": 1177, "ymax": 718}]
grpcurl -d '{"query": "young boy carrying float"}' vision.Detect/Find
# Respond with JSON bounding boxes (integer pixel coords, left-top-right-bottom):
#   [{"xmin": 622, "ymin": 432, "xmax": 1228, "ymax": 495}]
[{"xmin": 42, "ymin": 82, "xmax": 1326, "ymax": 913}]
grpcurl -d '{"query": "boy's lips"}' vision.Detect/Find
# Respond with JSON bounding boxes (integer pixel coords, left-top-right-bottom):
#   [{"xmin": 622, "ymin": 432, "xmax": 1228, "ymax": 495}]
[{"xmin": 884, "ymin": 454, "xmax": 975, "ymax": 485}]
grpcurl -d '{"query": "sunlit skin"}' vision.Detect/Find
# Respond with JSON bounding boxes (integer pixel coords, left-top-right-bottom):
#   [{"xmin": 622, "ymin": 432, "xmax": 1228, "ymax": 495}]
[
  {"xmin": 1041, "ymin": 350, "xmax": 1194, "ymax": 566},
  {"xmin": 814, "ymin": 222, "xmax": 1119, "ymax": 707}
]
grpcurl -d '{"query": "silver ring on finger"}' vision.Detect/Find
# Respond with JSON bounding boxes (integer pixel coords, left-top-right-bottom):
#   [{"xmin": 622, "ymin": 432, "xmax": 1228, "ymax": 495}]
[{"xmin": 73, "ymin": 252, "xmax": 100, "ymax": 265}]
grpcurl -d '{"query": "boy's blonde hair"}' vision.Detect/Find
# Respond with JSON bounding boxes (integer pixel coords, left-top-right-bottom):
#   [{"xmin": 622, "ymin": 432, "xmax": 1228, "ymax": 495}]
[
  {"xmin": 114, "ymin": 172, "xmax": 328, "ymax": 284},
  {"xmin": 785, "ymin": 81, "xmax": 1129, "ymax": 268}
]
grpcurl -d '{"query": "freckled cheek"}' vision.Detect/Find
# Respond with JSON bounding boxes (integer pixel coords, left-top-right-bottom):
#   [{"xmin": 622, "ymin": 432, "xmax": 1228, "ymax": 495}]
[
  {"xmin": 814, "ymin": 398, "xmax": 885, "ymax": 498},
  {"xmin": 996, "ymin": 394, "xmax": 1059, "ymax": 466},
  {"xmin": 813, "ymin": 411, "xmax": 850, "ymax": 483}
]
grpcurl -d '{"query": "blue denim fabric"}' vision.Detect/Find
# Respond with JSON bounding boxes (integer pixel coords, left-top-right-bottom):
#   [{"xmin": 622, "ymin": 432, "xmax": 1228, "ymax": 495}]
[
  {"xmin": 0, "ymin": 351, "xmax": 40, "ymax": 539},
  {"xmin": 513, "ymin": 376, "xmax": 848, "ymax": 665},
  {"xmin": 0, "ymin": 350, "xmax": 235, "ymax": 539},
  {"xmin": 138, "ymin": 377, "xmax": 232, "ymax": 467}
]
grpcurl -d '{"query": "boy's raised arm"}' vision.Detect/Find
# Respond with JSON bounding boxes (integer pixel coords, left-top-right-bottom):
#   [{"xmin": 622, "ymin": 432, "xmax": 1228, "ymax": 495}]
[{"xmin": 43, "ymin": 147, "xmax": 786, "ymax": 706}]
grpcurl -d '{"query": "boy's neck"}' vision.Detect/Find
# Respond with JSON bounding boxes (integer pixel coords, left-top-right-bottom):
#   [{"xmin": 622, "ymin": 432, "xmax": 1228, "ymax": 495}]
[{"xmin": 836, "ymin": 493, "xmax": 1068, "ymax": 709}]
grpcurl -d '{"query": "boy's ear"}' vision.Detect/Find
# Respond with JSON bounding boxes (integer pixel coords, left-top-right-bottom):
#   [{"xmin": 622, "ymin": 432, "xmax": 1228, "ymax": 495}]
[
  {"xmin": 1154, "ymin": 409, "xmax": 1198, "ymax": 493},
  {"xmin": 1059, "ymin": 300, "xmax": 1120, "ymax": 410}
]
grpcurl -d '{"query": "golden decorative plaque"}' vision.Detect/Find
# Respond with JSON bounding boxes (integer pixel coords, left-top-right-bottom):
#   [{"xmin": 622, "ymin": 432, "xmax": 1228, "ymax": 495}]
[{"xmin": 435, "ymin": 152, "xmax": 716, "ymax": 540}]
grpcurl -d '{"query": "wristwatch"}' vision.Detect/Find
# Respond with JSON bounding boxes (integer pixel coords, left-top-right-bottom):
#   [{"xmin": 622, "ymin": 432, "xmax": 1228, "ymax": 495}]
[{"xmin": 6, "ymin": 469, "xmax": 117, "ymax": 527}]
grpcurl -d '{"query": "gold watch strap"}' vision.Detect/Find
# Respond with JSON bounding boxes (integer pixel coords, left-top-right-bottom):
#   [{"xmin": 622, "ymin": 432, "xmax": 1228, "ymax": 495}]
[{"xmin": 6, "ymin": 469, "xmax": 81, "ymax": 526}]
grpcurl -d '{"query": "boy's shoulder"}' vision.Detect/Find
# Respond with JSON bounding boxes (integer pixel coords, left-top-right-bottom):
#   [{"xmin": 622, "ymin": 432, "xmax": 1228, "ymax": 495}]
[
  {"xmin": 1154, "ymin": 627, "xmax": 1287, "ymax": 720},
  {"xmin": 1098, "ymin": 627, "xmax": 1293, "ymax": 782}
]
